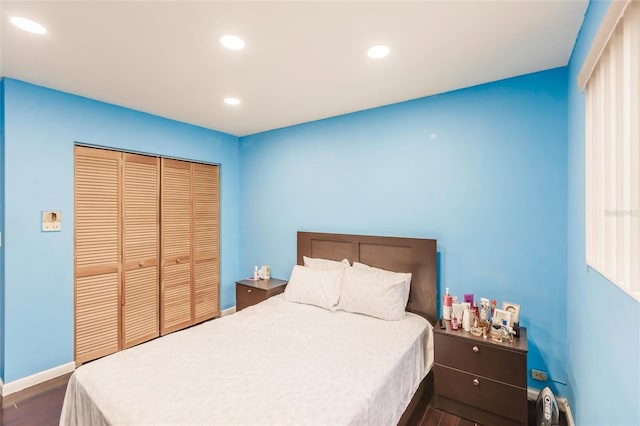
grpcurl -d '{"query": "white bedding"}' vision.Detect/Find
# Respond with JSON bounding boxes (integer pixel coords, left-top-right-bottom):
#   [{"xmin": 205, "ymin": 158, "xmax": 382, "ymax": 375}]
[{"xmin": 60, "ymin": 295, "xmax": 434, "ymax": 426}]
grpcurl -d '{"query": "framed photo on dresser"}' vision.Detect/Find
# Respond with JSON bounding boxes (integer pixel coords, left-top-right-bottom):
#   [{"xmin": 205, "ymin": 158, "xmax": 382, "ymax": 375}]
[
  {"xmin": 502, "ymin": 301, "xmax": 520, "ymax": 326},
  {"xmin": 492, "ymin": 308, "xmax": 511, "ymax": 327}
]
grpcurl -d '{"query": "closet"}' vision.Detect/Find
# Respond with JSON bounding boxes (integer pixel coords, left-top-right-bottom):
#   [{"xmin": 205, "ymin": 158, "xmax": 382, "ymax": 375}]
[
  {"xmin": 160, "ymin": 159, "xmax": 220, "ymax": 335},
  {"xmin": 74, "ymin": 146, "xmax": 219, "ymax": 364}
]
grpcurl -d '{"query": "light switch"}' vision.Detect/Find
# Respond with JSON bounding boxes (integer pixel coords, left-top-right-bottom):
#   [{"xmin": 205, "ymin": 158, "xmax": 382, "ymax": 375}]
[{"xmin": 42, "ymin": 210, "xmax": 62, "ymax": 232}]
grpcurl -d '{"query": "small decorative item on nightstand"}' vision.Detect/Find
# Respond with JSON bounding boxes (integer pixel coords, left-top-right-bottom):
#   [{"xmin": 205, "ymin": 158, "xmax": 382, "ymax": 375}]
[
  {"xmin": 490, "ymin": 326, "xmax": 503, "ymax": 342},
  {"xmin": 259, "ymin": 265, "xmax": 271, "ymax": 279},
  {"xmin": 480, "ymin": 298, "xmax": 490, "ymax": 320}
]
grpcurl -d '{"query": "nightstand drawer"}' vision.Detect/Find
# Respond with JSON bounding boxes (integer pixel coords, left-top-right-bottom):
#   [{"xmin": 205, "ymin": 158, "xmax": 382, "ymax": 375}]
[
  {"xmin": 236, "ymin": 285, "xmax": 267, "ymax": 306},
  {"xmin": 434, "ymin": 364, "xmax": 527, "ymax": 423},
  {"xmin": 434, "ymin": 333, "xmax": 526, "ymax": 387}
]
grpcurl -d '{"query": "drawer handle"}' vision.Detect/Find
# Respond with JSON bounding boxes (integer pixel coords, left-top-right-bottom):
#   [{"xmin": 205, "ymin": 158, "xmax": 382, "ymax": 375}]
[
  {"xmin": 139, "ymin": 262, "xmax": 144, "ymax": 267},
  {"xmin": 176, "ymin": 259, "xmax": 181, "ymax": 264},
  {"xmin": 473, "ymin": 379, "xmax": 479, "ymax": 386},
  {"xmin": 472, "ymin": 346, "xmax": 479, "ymax": 353},
  {"xmin": 247, "ymin": 289, "xmax": 252, "ymax": 293}
]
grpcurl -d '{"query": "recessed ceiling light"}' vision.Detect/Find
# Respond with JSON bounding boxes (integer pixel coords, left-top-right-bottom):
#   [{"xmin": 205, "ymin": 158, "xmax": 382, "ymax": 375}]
[
  {"xmin": 367, "ymin": 45, "xmax": 390, "ymax": 59},
  {"xmin": 220, "ymin": 35, "xmax": 245, "ymax": 50},
  {"xmin": 10, "ymin": 16, "xmax": 47, "ymax": 35},
  {"xmin": 224, "ymin": 97, "xmax": 241, "ymax": 106}
]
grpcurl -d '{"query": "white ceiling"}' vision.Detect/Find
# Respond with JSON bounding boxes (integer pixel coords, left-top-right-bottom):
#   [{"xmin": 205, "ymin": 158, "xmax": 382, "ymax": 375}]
[{"xmin": 1, "ymin": 1, "xmax": 588, "ymax": 137}]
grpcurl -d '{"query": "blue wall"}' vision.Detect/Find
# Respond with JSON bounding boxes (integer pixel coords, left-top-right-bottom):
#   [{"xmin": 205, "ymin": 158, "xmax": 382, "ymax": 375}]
[
  {"xmin": 239, "ymin": 68, "xmax": 569, "ymax": 393},
  {"xmin": 1, "ymin": 79, "xmax": 240, "ymax": 383},
  {"xmin": 567, "ymin": 2, "xmax": 640, "ymax": 424}
]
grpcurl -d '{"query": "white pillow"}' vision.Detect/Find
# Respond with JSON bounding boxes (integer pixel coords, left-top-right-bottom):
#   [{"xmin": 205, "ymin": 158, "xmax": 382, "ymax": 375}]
[
  {"xmin": 352, "ymin": 262, "xmax": 412, "ymax": 309},
  {"xmin": 339, "ymin": 267, "xmax": 407, "ymax": 321},
  {"xmin": 303, "ymin": 256, "xmax": 350, "ymax": 269},
  {"xmin": 284, "ymin": 265, "xmax": 343, "ymax": 311}
]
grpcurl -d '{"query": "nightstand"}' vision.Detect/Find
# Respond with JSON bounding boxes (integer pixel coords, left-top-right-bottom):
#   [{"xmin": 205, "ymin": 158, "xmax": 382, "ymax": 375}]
[
  {"xmin": 235, "ymin": 278, "xmax": 288, "ymax": 311},
  {"xmin": 433, "ymin": 320, "xmax": 528, "ymax": 426}
]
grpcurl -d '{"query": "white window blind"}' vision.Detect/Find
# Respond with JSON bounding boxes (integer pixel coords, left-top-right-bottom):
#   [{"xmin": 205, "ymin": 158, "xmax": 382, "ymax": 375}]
[{"xmin": 582, "ymin": 0, "xmax": 640, "ymax": 302}]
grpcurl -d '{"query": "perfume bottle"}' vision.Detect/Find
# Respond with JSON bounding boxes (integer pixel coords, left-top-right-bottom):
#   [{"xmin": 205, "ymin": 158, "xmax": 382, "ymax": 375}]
[
  {"xmin": 451, "ymin": 315, "xmax": 459, "ymax": 330},
  {"xmin": 443, "ymin": 288, "xmax": 452, "ymax": 320}
]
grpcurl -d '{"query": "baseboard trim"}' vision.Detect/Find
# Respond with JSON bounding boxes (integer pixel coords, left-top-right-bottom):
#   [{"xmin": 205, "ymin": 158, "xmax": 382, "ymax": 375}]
[
  {"xmin": 527, "ymin": 387, "xmax": 575, "ymax": 426},
  {"xmin": 1, "ymin": 362, "xmax": 75, "ymax": 396},
  {"xmin": 0, "ymin": 377, "xmax": 4, "ymax": 396},
  {"xmin": 221, "ymin": 306, "xmax": 236, "ymax": 316}
]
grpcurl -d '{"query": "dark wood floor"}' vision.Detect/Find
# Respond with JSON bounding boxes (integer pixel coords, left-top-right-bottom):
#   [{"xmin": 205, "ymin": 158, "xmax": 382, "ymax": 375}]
[
  {"xmin": 417, "ymin": 400, "xmax": 568, "ymax": 426},
  {"xmin": 417, "ymin": 403, "xmax": 477, "ymax": 426},
  {"xmin": 1, "ymin": 373, "xmax": 71, "ymax": 426},
  {"xmin": 1, "ymin": 373, "xmax": 565, "ymax": 426}
]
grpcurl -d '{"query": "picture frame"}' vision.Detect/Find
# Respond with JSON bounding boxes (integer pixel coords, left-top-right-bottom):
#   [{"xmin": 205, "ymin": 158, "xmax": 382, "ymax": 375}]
[
  {"xmin": 502, "ymin": 301, "xmax": 521, "ymax": 326},
  {"xmin": 492, "ymin": 308, "xmax": 511, "ymax": 327}
]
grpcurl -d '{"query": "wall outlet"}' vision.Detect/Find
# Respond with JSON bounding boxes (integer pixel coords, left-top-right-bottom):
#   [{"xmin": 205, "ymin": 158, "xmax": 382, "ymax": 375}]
[{"xmin": 531, "ymin": 369, "xmax": 548, "ymax": 381}]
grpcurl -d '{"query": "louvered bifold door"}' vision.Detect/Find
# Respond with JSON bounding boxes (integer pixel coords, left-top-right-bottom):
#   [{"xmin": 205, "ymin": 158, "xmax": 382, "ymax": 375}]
[
  {"xmin": 160, "ymin": 159, "xmax": 193, "ymax": 335},
  {"xmin": 122, "ymin": 153, "xmax": 160, "ymax": 348},
  {"xmin": 193, "ymin": 164, "xmax": 220, "ymax": 322},
  {"xmin": 74, "ymin": 146, "xmax": 121, "ymax": 364}
]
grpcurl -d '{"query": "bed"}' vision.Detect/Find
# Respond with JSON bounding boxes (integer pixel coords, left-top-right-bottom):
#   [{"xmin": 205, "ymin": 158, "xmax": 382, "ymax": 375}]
[{"xmin": 60, "ymin": 232, "xmax": 438, "ymax": 425}]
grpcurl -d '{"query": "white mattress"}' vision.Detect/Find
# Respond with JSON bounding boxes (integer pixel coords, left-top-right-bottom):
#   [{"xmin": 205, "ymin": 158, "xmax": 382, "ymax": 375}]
[{"xmin": 60, "ymin": 295, "xmax": 434, "ymax": 426}]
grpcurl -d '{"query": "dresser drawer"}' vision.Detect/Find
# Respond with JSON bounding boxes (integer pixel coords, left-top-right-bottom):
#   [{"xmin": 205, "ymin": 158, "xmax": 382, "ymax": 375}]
[
  {"xmin": 236, "ymin": 285, "xmax": 267, "ymax": 306},
  {"xmin": 434, "ymin": 333, "xmax": 526, "ymax": 387},
  {"xmin": 434, "ymin": 364, "xmax": 527, "ymax": 423}
]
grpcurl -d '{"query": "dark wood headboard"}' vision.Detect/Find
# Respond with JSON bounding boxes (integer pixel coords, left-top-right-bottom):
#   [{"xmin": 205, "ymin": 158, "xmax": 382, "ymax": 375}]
[{"xmin": 297, "ymin": 232, "xmax": 437, "ymax": 324}]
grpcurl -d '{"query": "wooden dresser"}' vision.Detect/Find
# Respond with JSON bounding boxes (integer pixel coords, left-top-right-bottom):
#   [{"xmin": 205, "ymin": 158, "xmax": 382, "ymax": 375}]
[
  {"xmin": 434, "ymin": 320, "xmax": 528, "ymax": 426},
  {"xmin": 235, "ymin": 278, "xmax": 288, "ymax": 311}
]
